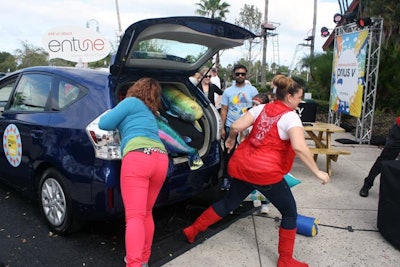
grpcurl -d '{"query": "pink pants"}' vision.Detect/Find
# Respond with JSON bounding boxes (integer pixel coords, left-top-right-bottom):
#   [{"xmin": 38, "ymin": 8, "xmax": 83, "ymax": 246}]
[{"xmin": 121, "ymin": 151, "xmax": 168, "ymax": 267}]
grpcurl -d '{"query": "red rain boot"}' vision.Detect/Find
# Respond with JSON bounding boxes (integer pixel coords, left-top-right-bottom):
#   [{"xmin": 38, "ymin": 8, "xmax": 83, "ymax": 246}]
[
  {"xmin": 277, "ymin": 227, "xmax": 308, "ymax": 267},
  {"xmin": 183, "ymin": 206, "xmax": 222, "ymax": 243}
]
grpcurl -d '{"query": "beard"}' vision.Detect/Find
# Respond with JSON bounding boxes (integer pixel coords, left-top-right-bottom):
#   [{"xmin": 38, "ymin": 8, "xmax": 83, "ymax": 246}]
[{"xmin": 235, "ymin": 79, "xmax": 245, "ymax": 85}]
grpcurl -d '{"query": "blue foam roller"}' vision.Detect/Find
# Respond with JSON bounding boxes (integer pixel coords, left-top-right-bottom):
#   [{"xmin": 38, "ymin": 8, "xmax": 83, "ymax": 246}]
[{"xmin": 296, "ymin": 214, "xmax": 318, "ymax": 237}]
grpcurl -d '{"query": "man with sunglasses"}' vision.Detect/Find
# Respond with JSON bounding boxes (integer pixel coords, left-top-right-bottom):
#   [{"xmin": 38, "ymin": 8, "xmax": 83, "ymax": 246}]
[{"xmin": 219, "ymin": 64, "xmax": 258, "ymax": 190}]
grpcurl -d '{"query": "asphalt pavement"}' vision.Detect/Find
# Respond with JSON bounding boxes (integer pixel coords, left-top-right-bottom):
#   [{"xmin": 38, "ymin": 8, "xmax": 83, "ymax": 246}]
[
  {"xmin": 0, "ymin": 176, "xmax": 248, "ymax": 267},
  {"xmin": 0, "ymin": 183, "xmax": 126, "ymax": 266}
]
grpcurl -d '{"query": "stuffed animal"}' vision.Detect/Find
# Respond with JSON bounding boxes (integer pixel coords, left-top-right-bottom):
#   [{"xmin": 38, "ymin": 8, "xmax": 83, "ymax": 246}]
[
  {"xmin": 156, "ymin": 116, "xmax": 203, "ymax": 171},
  {"xmin": 161, "ymin": 85, "xmax": 203, "ymax": 132}
]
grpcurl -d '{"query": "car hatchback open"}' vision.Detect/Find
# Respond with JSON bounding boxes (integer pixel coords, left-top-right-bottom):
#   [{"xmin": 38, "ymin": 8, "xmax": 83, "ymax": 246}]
[{"xmin": 0, "ymin": 16, "xmax": 255, "ymax": 234}]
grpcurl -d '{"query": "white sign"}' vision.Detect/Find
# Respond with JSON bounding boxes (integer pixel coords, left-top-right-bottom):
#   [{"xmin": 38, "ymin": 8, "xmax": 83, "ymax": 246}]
[
  {"xmin": 42, "ymin": 26, "xmax": 111, "ymax": 63},
  {"xmin": 3, "ymin": 124, "xmax": 22, "ymax": 167},
  {"xmin": 335, "ymin": 49, "xmax": 359, "ymax": 103}
]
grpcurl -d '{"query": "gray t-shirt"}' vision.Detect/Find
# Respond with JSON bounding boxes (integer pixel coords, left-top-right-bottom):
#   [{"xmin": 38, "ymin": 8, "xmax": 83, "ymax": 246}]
[{"xmin": 221, "ymin": 83, "xmax": 258, "ymax": 127}]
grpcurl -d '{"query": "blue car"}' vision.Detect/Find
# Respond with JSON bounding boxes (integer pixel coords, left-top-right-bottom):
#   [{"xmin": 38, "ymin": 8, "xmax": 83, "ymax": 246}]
[{"xmin": 0, "ymin": 16, "xmax": 255, "ymax": 234}]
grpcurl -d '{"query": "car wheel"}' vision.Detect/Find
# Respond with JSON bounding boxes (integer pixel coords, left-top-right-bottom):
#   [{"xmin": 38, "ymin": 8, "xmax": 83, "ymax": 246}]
[{"xmin": 38, "ymin": 168, "xmax": 83, "ymax": 235}]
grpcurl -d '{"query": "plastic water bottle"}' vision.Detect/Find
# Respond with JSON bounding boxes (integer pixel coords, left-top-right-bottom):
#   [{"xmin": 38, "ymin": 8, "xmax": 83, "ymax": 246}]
[{"xmin": 250, "ymin": 190, "xmax": 261, "ymax": 207}]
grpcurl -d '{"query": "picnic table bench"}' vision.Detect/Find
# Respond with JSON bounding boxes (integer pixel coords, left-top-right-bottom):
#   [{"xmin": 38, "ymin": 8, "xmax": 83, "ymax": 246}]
[{"xmin": 303, "ymin": 122, "xmax": 351, "ymax": 176}]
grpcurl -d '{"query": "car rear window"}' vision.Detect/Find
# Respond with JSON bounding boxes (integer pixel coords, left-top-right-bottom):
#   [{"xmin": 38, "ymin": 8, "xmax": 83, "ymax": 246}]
[
  {"xmin": 131, "ymin": 38, "xmax": 208, "ymax": 64},
  {"xmin": 9, "ymin": 74, "xmax": 52, "ymax": 111},
  {"xmin": 0, "ymin": 80, "xmax": 15, "ymax": 112},
  {"xmin": 56, "ymin": 81, "xmax": 85, "ymax": 109}
]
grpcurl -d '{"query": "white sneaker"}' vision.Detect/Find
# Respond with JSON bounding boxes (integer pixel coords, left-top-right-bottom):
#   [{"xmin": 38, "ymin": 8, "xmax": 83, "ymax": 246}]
[
  {"xmin": 253, "ymin": 199, "xmax": 262, "ymax": 207},
  {"xmin": 260, "ymin": 204, "xmax": 269, "ymax": 214}
]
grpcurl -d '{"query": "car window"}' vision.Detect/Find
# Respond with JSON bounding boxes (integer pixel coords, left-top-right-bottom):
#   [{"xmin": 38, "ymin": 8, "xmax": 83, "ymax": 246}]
[
  {"xmin": 0, "ymin": 79, "xmax": 16, "ymax": 112},
  {"xmin": 9, "ymin": 74, "xmax": 52, "ymax": 111},
  {"xmin": 54, "ymin": 80, "xmax": 86, "ymax": 110},
  {"xmin": 131, "ymin": 38, "xmax": 207, "ymax": 64}
]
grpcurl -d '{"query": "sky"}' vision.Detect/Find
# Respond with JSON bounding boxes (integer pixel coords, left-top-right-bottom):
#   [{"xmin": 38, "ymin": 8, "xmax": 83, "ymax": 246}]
[{"xmin": 0, "ymin": 0, "xmax": 341, "ymax": 68}]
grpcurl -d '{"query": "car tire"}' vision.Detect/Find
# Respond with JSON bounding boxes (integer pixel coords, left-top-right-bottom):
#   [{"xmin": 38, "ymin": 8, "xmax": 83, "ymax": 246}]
[{"xmin": 38, "ymin": 168, "xmax": 83, "ymax": 235}]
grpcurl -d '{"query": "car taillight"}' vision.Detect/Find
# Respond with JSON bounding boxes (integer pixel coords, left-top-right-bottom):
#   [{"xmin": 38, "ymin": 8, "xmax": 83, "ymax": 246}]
[
  {"xmin": 108, "ymin": 187, "xmax": 114, "ymax": 209},
  {"xmin": 210, "ymin": 104, "xmax": 222, "ymax": 140},
  {"xmin": 86, "ymin": 112, "xmax": 122, "ymax": 160}
]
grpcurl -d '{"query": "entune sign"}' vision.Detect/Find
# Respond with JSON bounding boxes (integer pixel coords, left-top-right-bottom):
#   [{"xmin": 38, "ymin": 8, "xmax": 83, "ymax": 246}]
[{"xmin": 42, "ymin": 26, "xmax": 111, "ymax": 63}]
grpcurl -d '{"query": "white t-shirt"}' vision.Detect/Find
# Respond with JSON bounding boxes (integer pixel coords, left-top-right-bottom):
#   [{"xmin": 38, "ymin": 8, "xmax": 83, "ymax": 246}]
[
  {"xmin": 210, "ymin": 75, "xmax": 221, "ymax": 89},
  {"xmin": 248, "ymin": 104, "xmax": 303, "ymax": 140},
  {"xmin": 214, "ymin": 93, "xmax": 222, "ymax": 109}
]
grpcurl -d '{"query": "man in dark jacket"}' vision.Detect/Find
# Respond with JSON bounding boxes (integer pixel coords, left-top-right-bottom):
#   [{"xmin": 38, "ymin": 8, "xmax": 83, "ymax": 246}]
[{"xmin": 360, "ymin": 116, "xmax": 400, "ymax": 197}]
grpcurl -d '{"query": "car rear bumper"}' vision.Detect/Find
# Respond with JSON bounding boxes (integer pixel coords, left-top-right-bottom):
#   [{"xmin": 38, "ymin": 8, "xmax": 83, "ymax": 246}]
[{"xmin": 69, "ymin": 140, "xmax": 222, "ymax": 220}]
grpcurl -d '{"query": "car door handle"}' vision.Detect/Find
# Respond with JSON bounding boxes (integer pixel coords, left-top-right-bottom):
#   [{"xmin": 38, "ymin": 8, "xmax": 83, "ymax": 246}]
[{"xmin": 31, "ymin": 130, "xmax": 44, "ymax": 138}]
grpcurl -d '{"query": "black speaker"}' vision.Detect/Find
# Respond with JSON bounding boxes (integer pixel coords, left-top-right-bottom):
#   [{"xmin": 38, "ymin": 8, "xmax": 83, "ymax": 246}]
[
  {"xmin": 377, "ymin": 160, "xmax": 400, "ymax": 249},
  {"xmin": 296, "ymin": 102, "xmax": 317, "ymax": 123}
]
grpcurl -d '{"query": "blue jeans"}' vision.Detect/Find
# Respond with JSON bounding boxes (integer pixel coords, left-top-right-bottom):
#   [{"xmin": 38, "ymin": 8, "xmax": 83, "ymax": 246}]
[
  {"xmin": 221, "ymin": 126, "xmax": 237, "ymax": 179},
  {"xmin": 212, "ymin": 178, "xmax": 298, "ymax": 229}
]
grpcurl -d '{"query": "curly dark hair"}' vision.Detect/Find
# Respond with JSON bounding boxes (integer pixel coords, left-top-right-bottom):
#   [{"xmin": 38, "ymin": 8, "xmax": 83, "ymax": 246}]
[{"xmin": 126, "ymin": 78, "xmax": 161, "ymax": 115}]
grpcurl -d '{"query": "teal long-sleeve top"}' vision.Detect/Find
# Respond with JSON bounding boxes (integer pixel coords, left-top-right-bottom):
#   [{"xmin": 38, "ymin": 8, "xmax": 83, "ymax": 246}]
[{"xmin": 98, "ymin": 97, "xmax": 165, "ymax": 157}]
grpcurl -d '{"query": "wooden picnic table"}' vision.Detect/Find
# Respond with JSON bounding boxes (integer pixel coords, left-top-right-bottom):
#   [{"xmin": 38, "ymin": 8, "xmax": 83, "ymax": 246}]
[{"xmin": 303, "ymin": 122, "xmax": 351, "ymax": 176}]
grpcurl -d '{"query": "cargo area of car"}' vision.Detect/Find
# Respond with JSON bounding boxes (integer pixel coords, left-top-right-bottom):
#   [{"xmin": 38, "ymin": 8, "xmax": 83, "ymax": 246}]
[
  {"xmin": 160, "ymin": 83, "xmax": 206, "ymax": 150},
  {"xmin": 116, "ymin": 81, "xmax": 211, "ymax": 165}
]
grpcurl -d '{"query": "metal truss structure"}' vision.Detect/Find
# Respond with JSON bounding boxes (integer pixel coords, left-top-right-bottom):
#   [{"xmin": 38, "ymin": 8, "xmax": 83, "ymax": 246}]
[{"xmin": 328, "ymin": 18, "xmax": 383, "ymax": 144}]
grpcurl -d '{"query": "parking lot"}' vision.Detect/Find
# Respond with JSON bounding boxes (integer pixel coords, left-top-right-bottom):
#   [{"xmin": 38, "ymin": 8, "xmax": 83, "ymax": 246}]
[
  {"xmin": 0, "ymin": 181, "xmax": 253, "ymax": 267},
  {"xmin": 0, "ymin": 183, "xmax": 127, "ymax": 266}
]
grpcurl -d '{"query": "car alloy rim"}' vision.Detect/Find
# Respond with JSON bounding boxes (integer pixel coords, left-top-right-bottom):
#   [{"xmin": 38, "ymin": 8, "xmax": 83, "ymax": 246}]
[{"xmin": 41, "ymin": 178, "xmax": 67, "ymax": 227}]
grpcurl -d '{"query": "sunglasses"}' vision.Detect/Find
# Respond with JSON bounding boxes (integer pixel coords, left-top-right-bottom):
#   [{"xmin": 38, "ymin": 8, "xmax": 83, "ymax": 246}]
[
  {"xmin": 235, "ymin": 72, "xmax": 246, "ymax": 77},
  {"xmin": 204, "ymin": 75, "xmax": 212, "ymax": 78}
]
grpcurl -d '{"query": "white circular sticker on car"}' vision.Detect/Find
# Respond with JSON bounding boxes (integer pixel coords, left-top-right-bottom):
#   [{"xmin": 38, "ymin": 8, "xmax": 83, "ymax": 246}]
[{"xmin": 3, "ymin": 124, "xmax": 22, "ymax": 167}]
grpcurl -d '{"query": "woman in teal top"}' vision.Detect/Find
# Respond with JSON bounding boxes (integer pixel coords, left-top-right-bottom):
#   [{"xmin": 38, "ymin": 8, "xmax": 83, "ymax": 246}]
[{"xmin": 99, "ymin": 77, "xmax": 168, "ymax": 267}]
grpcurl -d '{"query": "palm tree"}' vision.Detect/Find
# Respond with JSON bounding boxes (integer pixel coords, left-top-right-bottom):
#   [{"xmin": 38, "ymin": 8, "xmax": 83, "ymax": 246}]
[
  {"xmin": 195, "ymin": 0, "xmax": 231, "ymax": 67},
  {"xmin": 235, "ymin": 4, "xmax": 263, "ymax": 81},
  {"xmin": 195, "ymin": 0, "xmax": 230, "ymax": 20}
]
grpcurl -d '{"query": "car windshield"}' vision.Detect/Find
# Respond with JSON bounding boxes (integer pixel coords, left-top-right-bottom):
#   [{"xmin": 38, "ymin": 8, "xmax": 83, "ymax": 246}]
[{"xmin": 131, "ymin": 38, "xmax": 207, "ymax": 64}]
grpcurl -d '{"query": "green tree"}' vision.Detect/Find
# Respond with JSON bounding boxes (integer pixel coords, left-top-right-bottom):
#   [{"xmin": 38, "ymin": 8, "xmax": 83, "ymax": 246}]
[
  {"xmin": 14, "ymin": 41, "xmax": 48, "ymax": 69},
  {"xmin": 362, "ymin": 0, "xmax": 400, "ymax": 112},
  {"xmin": 235, "ymin": 4, "xmax": 262, "ymax": 34},
  {"xmin": 235, "ymin": 4, "xmax": 262, "ymax": 79},
  {"xmin": 374, "ymin": 46, "xmax": 400, "ymax": 112},
  {"xmin": 87, "ymin": 55, "xmax": 113, "ymax": 69},
  {"xmin": 0, "ymin": 52, "xmax": 17, "ymax": 72},
  {"xmin": 49, "ymin": 58, "xmax": 76, "ymax": 67},
  {"xmin": 195, "ymin": 0, "xmax": 230, "ymax": 68},
  {"xmin": 363, "ymin": 0, "xmax": 400, "ymax": 49},
  {"xmin": 5, "ymin": 41, "xmax": 113, "ymax": 70},
  {"xmin": 195, "ymin": 0, "xmax": 230, "ymax": 20},
  {"xmin": 301, "ymin": 51, "xmax": 334, "ymax": 100},
  {"xmin": 136, "ymin": 39, "xmax": 166, "ymax": 53}
]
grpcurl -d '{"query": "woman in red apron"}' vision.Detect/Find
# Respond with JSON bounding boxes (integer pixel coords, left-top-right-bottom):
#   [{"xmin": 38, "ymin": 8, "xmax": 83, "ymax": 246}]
[{"xmin": 183, "ymin": 75, "xmax": 329, "ymax": 267}]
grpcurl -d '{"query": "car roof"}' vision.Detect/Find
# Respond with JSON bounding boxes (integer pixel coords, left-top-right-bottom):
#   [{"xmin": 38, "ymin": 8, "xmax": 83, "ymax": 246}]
[{"xmin": 12, "ymin": 66, "xmax": 109, "ymax": 88}]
